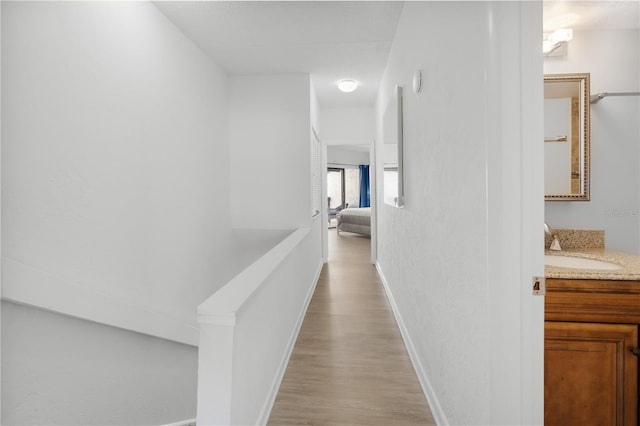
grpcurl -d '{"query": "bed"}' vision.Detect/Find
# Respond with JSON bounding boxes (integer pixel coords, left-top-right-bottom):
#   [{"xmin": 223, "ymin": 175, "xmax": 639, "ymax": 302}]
[{"xmin": 337, "ymin": 207, "xmax": 371, "ymax": 236}]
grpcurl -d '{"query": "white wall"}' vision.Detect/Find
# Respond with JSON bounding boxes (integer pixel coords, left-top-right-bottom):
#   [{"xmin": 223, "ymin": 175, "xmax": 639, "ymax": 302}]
[
  {"xmin": 2, "ymin": 301, "xmax": 198, "ymax": 426},
  {"xmin": 226, "ymin": 70, "xmax": 323, "ymax": 290},
  {"xmin": 375, "ymin": 2, "xmax": 543, "ymax": 425},
  {"xmin": 229, "ymin": 74, "xmax": 312, "ymax": 230},
  {"xmin": 320, "ymin": 107, "xmax": 375, "ymax": 146},
  {"xmin": 544, "ymin": 29, "xmax": 640, "ymax": 254},
  {"xmin": 327, "ymin": 146, "xmax": 370, "ymax": 166},
  {"xmin": 544, "ymin": 98, "xmax": 572, "ymax": 195},
  {"xmin": 2, "ymin": 2, "xmax": 231, "ymax": 423}
]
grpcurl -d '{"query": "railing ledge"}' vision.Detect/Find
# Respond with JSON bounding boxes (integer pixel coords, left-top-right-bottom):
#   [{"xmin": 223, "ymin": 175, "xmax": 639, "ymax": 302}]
[{"xmin": 197, "ymin": 228, "xmax": 310, "ymax": 326}]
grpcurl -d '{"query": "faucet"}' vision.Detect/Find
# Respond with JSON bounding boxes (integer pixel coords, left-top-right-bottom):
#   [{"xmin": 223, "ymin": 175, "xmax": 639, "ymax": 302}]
[{"xmin": 545, "ymin": 222, "xmax": 562, "ymax": 251}]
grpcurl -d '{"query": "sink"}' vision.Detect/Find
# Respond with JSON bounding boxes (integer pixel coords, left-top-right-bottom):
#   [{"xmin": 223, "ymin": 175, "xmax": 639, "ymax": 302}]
[{"xmin": 544, "ymin": 254, "xmax": 623, "ymax": 270}]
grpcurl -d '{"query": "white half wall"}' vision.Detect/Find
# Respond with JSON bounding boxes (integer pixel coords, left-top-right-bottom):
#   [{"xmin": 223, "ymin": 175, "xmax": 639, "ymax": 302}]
[
  {"xmin": 196, "ymin": 228, "xmax": 322, "ymax": 425},
  {"xmin": 375, "ymin": 2, "xmax": 543, "ymax": 424},
  {"xmin": 544, "ymin": 29, "xmax": 640, "ymax": 254}
]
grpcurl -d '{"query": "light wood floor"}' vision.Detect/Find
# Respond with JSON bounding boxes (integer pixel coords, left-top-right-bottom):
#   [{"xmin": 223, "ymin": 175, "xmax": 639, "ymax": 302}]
[{"xmin": 268, "ymin": 229, "xmax": 436, "ymax": 425}]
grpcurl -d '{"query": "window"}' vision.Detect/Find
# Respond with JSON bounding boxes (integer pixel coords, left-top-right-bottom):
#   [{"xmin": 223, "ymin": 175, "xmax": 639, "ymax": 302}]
[{"xmin": 327, "ymin": 168, "xmax": 345, "ymax": 210}]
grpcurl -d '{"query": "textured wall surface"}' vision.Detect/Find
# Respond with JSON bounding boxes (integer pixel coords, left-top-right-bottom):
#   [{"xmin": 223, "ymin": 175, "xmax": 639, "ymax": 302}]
[{"xmin": 375, "ymin": 2, "xmax": 544, "ymax": 424}]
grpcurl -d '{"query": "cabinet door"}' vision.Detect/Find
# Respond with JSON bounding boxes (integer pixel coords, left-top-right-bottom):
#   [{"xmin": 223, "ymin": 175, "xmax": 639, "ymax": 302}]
[{"xmin": 545, "ymin": 322, "xmax": 638, "ymax": 426}]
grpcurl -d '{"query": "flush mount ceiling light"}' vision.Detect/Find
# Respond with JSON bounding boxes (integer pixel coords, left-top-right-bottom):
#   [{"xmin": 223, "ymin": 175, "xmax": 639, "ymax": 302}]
[
  {"xmin": 543, "ymin": 28, "xmax": 573, "ymax": 56},
  {"xmin": 337, "ymin": 79, "xmax": 358, "ymax": 93}
]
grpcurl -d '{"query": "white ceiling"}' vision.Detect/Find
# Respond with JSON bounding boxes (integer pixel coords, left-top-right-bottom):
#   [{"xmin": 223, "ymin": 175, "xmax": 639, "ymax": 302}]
[
  {"xmin": 155, "ymin": 1, "xmax": 639, "ymax": 109},
  {"xmin": 544, "ymin": 0, "xmax": 640, "ymax": 32},
  {"xmin": 155, "ymin": 1, "xmax": 404, "ymax": 109}
]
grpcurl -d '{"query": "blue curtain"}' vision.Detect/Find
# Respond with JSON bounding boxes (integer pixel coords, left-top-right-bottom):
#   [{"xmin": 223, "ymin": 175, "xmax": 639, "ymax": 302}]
[{"xmin": 359, "ymin": 165, "xmax": 370, "ymax": 208}]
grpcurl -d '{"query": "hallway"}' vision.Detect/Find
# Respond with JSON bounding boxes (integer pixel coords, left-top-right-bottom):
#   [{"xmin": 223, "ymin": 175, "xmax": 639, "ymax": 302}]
[{"xmin": 268, "ymin": 229, "xmax": 436, "ymax": 425}]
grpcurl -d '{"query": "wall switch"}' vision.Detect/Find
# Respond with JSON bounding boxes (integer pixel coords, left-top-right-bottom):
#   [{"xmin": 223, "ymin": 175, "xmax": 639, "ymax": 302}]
[{"xmin": 532, "ymin": 276, "xmax": 545, "ymax": 296}]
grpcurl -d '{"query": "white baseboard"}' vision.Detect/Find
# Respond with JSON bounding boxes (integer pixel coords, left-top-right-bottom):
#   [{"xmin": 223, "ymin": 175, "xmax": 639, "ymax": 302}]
[
  {"xmin": 255, "ymin": 258, "xmax": 324, "ymax": 425},
  {"xmin": 375, "ymin": 262, "xmax": 448, "ymax": 426}
]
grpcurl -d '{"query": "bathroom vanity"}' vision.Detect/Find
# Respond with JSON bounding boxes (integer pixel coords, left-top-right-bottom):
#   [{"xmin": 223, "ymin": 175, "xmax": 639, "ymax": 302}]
[{"xmin": 545, "ymin": 249, "xmax": 640, "ymax": 426}]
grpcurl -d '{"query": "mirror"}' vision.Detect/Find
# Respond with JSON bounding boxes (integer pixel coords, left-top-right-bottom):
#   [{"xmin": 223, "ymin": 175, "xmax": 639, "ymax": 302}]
[
  {"xmin": 544, "ymin": 73, "xmax": 590, "ymax": 201},
  {"xmin": 383, "ymin": 85, "xmax": 404, "ymax": 207}
]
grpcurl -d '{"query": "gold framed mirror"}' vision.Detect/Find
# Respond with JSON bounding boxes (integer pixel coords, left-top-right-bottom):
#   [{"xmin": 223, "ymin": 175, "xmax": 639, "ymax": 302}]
[{"xmin": 544, "ymin": 73, "xmax": 590, "ymax": 201}]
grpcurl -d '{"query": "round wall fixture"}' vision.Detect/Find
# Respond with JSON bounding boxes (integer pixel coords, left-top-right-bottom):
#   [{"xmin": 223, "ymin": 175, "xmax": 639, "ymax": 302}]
[
  {"xmin": 338, "ymin": 79, "xmax": 358, "ymax": 93},
  {"xmin": 413, "ymin": 70, "xmax": 422, "ymax": 93}
]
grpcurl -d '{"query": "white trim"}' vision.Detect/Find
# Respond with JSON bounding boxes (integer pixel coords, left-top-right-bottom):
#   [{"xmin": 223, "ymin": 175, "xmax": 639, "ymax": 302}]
[
  {"xmin": 158, "ymin": 418, "xmax": 195, "ymax": 426},
  {"xmin": 311, "ymin": 129, "xmax": 322, "ymax": 221},
  {"xmin": 1, "ymin": 256, "xmax": 199, "ymax": 346},
  {"xmin": 369, "ymin": 140, "xmax": 377, "ymax": 264},
  {"xmin": 323, "ymin": 137, "xmax": 372, "ymax": 146},
  {"xmin": 322, "ymin": 143, "xmax": 329, "ymax": 263},
  {"xmin": 256, "ymin": 259, "xmax": 324, "ymax": 425},
  {"xmin": 519, "ymin": 2, "xmax": 545, "ymax": 424},
  {"xmin": 375, "ymin": 262, "xmax": 448, "ymax": 426}
]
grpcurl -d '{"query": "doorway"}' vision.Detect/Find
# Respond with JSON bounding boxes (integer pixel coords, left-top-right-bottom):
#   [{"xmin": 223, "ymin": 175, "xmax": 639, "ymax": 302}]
[{"xmin": 323, "ymin": 144, "xmax": 374, "ymax": 262}]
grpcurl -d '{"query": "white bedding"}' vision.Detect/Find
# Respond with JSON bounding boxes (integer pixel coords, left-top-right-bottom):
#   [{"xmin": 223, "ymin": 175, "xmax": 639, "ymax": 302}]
[{"xmin": 337, "ymin": 207, "xmax": 371, "ymax": 236}]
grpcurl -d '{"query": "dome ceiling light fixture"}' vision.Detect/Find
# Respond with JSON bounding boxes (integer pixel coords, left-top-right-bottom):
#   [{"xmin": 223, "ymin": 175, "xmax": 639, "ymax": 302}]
[{"xmin": 337, "ymin": 79, "xmax": 358, "ymax": 93}]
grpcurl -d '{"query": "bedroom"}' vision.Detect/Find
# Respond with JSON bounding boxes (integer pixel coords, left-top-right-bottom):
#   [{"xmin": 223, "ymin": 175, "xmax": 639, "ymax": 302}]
[
  {"xmin": 326, "ymin": 145, "xmax": 371, "ymax": 236},
  {"xmin": 321, "ymin": 105, "xmax": 374, "ymax": 245}
]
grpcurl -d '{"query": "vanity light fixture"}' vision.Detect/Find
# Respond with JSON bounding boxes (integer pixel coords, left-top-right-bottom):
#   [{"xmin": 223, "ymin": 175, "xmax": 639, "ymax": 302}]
[
  {"xmin": 337, "ymin": 79, "xmax": 358, "ymax": 93},
  {"xmin": 543, "ymin": 28, "xmax": 573, "ymax": 56}
]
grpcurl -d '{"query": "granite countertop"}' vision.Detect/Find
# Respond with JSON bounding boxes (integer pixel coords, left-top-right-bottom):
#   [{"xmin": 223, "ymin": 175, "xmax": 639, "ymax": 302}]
[{"xmin": 545, "ymin": 249, "xmax": 640, "ymax": 280}]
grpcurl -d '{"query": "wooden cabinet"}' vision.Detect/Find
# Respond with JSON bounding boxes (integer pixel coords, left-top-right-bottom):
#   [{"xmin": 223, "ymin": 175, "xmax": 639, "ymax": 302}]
[
  {"xmin": 545, "ymin": 279, "xmax": 640, "ymax": 426},
  {"xmin": 545, "ymin": 322, "xmax": 637, "ymax": 425}
]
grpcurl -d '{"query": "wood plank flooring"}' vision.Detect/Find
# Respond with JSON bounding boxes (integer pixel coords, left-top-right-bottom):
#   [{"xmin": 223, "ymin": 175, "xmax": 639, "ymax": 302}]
[{"xmin": 268, "ymin": 229, "xmax": 436, "ymax": 425}]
